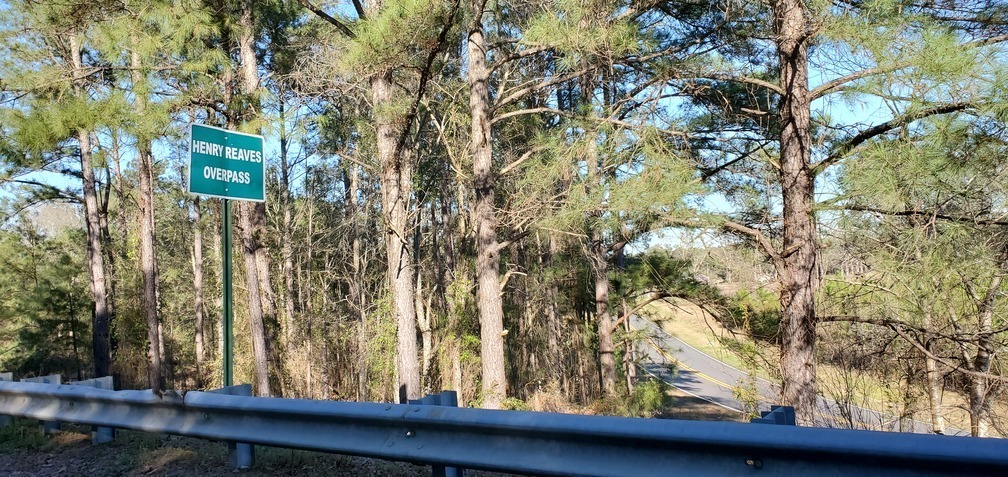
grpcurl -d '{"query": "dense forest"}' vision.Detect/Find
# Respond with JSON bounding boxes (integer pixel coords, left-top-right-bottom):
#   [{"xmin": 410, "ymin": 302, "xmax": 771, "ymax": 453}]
[{"xmin": 1, "ymin": 0, "xmax": 1006, "ymax": 436}]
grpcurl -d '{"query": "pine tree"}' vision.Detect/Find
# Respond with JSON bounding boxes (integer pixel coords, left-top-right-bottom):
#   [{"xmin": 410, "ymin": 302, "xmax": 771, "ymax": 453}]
[{"xmin": 678, "ymin": 0, "xmax": 1008, "ymax": 423}]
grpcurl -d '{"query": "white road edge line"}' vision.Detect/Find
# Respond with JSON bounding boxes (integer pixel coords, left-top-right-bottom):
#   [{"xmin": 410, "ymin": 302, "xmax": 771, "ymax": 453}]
[
  {"xmin": 632, "ymin": 316, "xmax": 776, "ymax": 387},
  {"xmin": 639, "ymin": 355, "xmax": 744, "ymax": 414}
]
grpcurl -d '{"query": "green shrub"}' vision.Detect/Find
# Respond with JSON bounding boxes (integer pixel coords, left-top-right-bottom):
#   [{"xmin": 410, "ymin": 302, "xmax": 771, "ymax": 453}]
[{"xmin": 627, "ymin": 379, "xmax": 674, "ymax": 417}]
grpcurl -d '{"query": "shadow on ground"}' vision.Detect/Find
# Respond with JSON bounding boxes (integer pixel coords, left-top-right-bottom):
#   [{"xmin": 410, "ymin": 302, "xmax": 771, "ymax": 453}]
[
  {"xmin": 661, "ymin": 390, "xmax": 743, "ymax": 422},
  {"xmin": 0, "ymin": 419, "xmax": 517, "ymax": 477}
]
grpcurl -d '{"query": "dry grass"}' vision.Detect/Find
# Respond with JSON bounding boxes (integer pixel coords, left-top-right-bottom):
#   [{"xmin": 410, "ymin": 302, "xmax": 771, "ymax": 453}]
[
  {"xmin": 644, "ymin": 299, "xmax": 776, "ymax": 379},
  {"xmin": 643, "ymin": 298, "xmax": 1005, "ymax": 436},
  {"xmin": 663, "ymin": 388, "xmax": 744, "ymax": 422},
  {"xmin": 526, "ymin": 385, "xmax": 578, "ymax": 414}
]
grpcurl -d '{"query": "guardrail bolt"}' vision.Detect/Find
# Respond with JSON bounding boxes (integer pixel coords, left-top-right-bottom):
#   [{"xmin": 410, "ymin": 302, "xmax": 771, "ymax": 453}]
[
  {"xmin": 406, "ymin": 430, "xmax": 416, "ymax": 438},
  {"xmin": 746, "ymin": 458, "xmax": 762, "ymax": 469}
]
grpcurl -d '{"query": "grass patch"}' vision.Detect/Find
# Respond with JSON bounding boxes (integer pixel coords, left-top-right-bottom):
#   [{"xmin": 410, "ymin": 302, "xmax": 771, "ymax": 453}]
[
  {"xmin": 644, "ymin": 299, "xmax": 777, "ymax": 381},
  {"xmin": 0, "ymin": 419, "xmax": 49, "ymax": 452},
  {"xmin": 644, "ymin": 297, "xmax": 1000, "ymax": 435}
]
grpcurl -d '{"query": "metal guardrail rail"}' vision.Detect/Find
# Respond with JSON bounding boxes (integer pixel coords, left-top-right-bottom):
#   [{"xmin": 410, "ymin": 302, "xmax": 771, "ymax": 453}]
[
  {"xmin": 2, "ymin": 380, "xmax": 1008, "ymax": 476},
  {"xmin": 751, "ymin": 405, "xmax": 797, "ymax": 426}
]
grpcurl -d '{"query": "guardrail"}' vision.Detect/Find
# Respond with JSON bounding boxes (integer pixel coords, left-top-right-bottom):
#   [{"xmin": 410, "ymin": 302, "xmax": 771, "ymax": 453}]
[
  {"xmin": 2, "ymin": 379, "xmax": 1008, "ymax": 476},
  {"xmin": 69, "ymin": 376, "xmax": 116, "ymax": 443},
  {"xmin": 207, "ymin": 383, "xmax": 255, "ymax": 468},
  {"xmin": 19, "ymin": 374, "xmax": 61, "ymax": 434},
  {"xmin": 751, "ymin": 405, "xmax": 797, "ymax": 426},
  {"xmin": 407, "ymin": 391, "xmax": 463, "ymax": 477},
  {"xmin": 0, "ymin": 372, "xmax": 11, "ymax": 428}
]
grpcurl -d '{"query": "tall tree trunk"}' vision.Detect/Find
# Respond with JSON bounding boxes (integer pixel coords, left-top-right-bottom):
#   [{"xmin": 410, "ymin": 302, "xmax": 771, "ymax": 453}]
[
  {"xmin": 131, "ymin": 35, "xmax": 165, "ymax": 394},
  {"xmin": 254, "ymin": 200, "xmax": 281, "ymax": 394},
  {"xmin": 543, "ymin": 233, "xmax": 561, "ymax": 385},
  {"xmin": 239, "ymin": 202, "xmax": 272, "ymax": 396},
  {"xmin": 774, "ymin": 0, "xmax": 819, "ymax": 424},
  {"xmin": 193, "ymin": 197, "xmax": 207, "ymax": 380},
  {"xmin": 413, "ymin": 215, "xmax": 437, "ymax": 391},
  {"xmin": 69, "ymin": 34, "xmax": 111, "ymax": 380},
  {"xmin": 416, "ymin": 269, "xmax": 433, "ymax": 391},
  {"xmin": 924, "ymin": 349, "xmax": 945, "ymax": 434},
  {"xmin": 106, "ymin": 135, "xmax": 125, "ymax": 362},
  {"xmin": 372, "ymin": 71, "xmax": 421, "ymax": 402},
  {"xmin": 968, "ymin": 273, "xmax": 999, "ymax": 437},
  {"xmin": 623, "ymin": 298, "xmax": 636, "ymax": 394},
  {"xmin": 345, "ymin": 164, "xmax": 368, "ymax": 400},
  {"xmin": 238, "ymin": 0, "xmax": 272, "ymax": 397},
  {"xmin": 468, "ymin": 0, "xmax": 507, "ymax": 409},
  {"xmin": 305, "ymin": 171, "xmax": 316, "ymax": 399},
  {"xmin": 584, "ymin": 110, "xmax": 615, "ymax": 397},
  {"xmin": 98, "ymin": 163, "xmax": 118, "ymax": 353},
  {"xmin": 108, "ymin": 133, "xmax": 125, "ymax": 334},
  {"xmin": 592, "ymin": 233, "xmax": 615, "ymax": 397},
  {"xmin": 922, "ymin": 311, "xmax": 945, "ymax": 434},
  {"xmin": 969, "ymin": 374, "xmax": 990, "ymax": 437},
  {"xmin": 279, "ymin": 98, "xmax": 296, "ymax": 345},
  {"xmin": 213, "ymin": 201, "xmax": 224, "ymax": 385},
  {"xmin": 439, "ymin": 185, "xmax": 464, "ymax": 398}
]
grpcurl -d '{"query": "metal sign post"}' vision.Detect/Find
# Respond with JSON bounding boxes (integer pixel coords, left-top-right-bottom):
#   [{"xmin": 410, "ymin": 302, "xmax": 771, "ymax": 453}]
[
  {"xmin": 188, "ymin": 124, "xmax": 264, "ymax": 388},
  {"xmin": 222, "ymin": 198, "xmax": 233, "ymax": 386}
]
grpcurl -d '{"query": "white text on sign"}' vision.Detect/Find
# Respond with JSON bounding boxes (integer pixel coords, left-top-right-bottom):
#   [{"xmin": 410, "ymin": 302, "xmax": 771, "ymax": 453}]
[
  {"xmin": 203, "ymin": 166, "xmax": 252, "ymax": 184},
  {"xmin": 192, "ymin": 139, "xmax": 263, "ymax": 163}
]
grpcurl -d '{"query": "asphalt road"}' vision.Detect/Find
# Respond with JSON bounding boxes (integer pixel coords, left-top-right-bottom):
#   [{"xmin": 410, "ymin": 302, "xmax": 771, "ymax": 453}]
[{"xmin": 631, "ymin": 315, "xmax": 969, "ymax": 435}]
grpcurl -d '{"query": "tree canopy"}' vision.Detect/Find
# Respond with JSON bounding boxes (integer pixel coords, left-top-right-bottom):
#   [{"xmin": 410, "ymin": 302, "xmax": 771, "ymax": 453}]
[{"xmin": 1, "ymin": 0, "xmax": 1006, "ymax": 434}]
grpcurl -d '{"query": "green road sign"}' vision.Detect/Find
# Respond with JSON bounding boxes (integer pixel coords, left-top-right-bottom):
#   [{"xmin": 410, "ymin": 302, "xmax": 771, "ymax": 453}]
[{"xmin": 188, "ymin": 124, "xmax": 265, "ymax": 202}]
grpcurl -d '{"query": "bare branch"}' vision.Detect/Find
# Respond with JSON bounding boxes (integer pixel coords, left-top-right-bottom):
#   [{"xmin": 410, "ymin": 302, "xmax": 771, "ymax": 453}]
[
  {"xmin": 830, "ymin": 204, "xmax": 1008, "ymax": 226},
  {"xmin": 393, "ymin": 0, "xmax": 461, "ymax": 158},
  {"xmin": 969, "ymin": 33, "xmax": 1008, "ymax": 47},
  {"xmin": 297, "ymin": 0, "xmax": 356, "ymax": 39},
  {"xmin": 700, "ymin": 141, "xmax": 772, "ymax": 180},
  {"xmin": 489, "ymin": 107, "xmax": 564, "ymax": 125},
  {"xmin": 351, "ymin": 0, "xmax": 366, "ymax": 19},
  {"xmin": 610, "ymin": 291, "xmax": 671, "ymax": 333},
  {"xmin": 810, "ymin": 67, "xmax": 883, "ymax": 100},
  {"xmin": 822, "ymin": 314, "xmax": 1008, "ymax": 382},
  {"xmin": 488, "ymin": 45, "xmax": 552, "ymax": 73},
  {"xmin": 693, "ymin": 73, "xmax": 784, "ymax": 96},
  {"xmin": 813, "ymin": 102, "xmax": 973, "ymax": 176},
  {"xmin": 494, "ymin": 65, "xmax": 596, "ymax": 111},
  {"xmin": 722, "ymin": 220, "xmax": 783, "ymax": 275},
  {"xmin": 495, "ymin": 230, "xmax": 532, "ymax": 254},
  {"xmin": 500, "ymin": 146, "xmax": 546, "ymax": 175}
]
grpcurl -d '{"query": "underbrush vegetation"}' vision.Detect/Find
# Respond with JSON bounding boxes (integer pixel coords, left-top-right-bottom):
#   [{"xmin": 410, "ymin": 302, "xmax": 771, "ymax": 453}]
[
  {"xmin": 0, "ymin": 419, "xmax": 48, "ymax": 452},
  {"xmin": 591, "ymin": 379, "xmax": 675, "ymax": 418}
]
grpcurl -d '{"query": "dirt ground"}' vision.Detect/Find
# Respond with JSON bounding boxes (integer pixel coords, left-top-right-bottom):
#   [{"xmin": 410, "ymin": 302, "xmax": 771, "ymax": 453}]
[{"xmin": 0, "ymin": 420, "xmax": 515, "ymax": 477}]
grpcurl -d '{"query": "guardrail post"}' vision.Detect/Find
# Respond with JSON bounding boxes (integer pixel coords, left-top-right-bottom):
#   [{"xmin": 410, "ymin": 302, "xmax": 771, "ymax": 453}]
[
  {"xmin": 412, "ymin": 390, "xmax": 464, "ymax": 477},
  {"xmin": 751, "ymin": 405, "xmax": 796, "ymax": 426},
  {"xmin": 21, "ymin": 374, "xmax": 62, "ymax": 434},
  {"xmin": 210, "ymin": 384, "xmax": 255, "ymax": 469},
  {"xmin": 0, "ymin": 372, "xmax": 11, "ymax": 427},
  {"xmin": 72, "ymin": 377, "xmax": 116, "ymax": 444}
]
